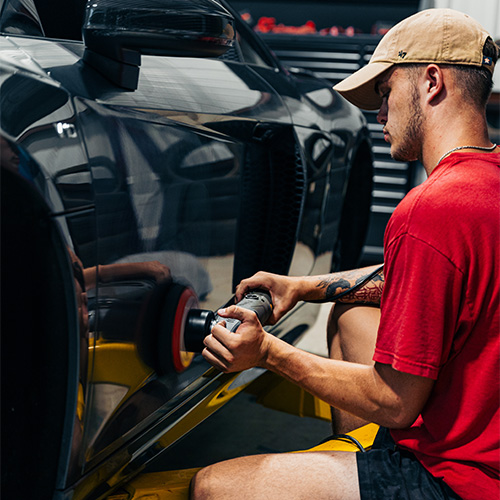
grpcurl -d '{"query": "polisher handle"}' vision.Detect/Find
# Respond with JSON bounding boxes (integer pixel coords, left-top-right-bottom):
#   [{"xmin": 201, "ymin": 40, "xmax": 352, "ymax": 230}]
[
  {"xmin": 184, "ymin": 290, "xmax": 273, "ymax": 352},
  {"xmin": 213, "ymin": 291, "xmax": 273, "ymax": 332}
]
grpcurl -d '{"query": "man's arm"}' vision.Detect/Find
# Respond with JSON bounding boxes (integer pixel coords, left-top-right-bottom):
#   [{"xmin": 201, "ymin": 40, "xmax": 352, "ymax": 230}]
[
  {"xmin": 235, "ymin": 264, "xmax": 384, "ymax": 324},
  {"xmin": 305, "ymin": 264, "xmax": 384, "ymax": 305},
  {"xmin": 204, "ymin": 306, "xmax": 433, "ymax": 429},
  {"xmin": 263, "ymin": 334, "xmax": 433, "ymax": 429}
]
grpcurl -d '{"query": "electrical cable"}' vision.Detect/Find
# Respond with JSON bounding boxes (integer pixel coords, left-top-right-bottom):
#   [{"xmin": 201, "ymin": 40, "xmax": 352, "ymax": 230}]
[
  {"xmin": 331, "ymin": 263, "xmax": 384, "ymax": 301},
  {"xmin": 318, "ymin": 433, "xmax": 367, "ymax": 452}
]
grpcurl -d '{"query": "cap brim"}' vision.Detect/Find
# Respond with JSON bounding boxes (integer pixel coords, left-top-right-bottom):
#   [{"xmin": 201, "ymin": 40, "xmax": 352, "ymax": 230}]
[{"xmin": 333, "ymin": 62, "xmax": 393, "ymax": 110}]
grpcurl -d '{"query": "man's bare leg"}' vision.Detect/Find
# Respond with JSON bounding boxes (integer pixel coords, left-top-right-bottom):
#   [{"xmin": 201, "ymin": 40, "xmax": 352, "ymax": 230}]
[
  {"xmin": 190, "ymin": 449, "xmax": 360, "ymax": 500},
  {"xmin": 327, "ymin": 303, "xmax": 380, "ymax": 434}
]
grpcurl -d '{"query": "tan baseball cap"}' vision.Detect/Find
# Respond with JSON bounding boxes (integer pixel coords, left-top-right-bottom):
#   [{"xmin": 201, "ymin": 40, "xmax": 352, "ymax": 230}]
[{"xmin": 333, "ymin": 8, "xmax": 495, "ymax": 110}]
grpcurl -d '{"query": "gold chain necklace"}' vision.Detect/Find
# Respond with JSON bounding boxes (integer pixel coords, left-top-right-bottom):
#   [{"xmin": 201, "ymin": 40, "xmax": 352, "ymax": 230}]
[{"xmin": 437, "ymin": 143, "xmax": 498, "ymax": 166}]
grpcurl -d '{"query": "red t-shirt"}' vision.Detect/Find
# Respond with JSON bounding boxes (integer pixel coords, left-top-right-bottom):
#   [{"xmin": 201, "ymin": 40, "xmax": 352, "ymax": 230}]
[{"xmin": 375, "ymin": 151, "xmax": 500, "ymax": 499}]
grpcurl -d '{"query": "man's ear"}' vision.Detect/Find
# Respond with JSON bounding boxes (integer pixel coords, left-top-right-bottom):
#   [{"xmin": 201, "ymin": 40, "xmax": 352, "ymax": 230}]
[{"xmin": 424, "ymin": 64, "xmax": 445, "ymax": 104}]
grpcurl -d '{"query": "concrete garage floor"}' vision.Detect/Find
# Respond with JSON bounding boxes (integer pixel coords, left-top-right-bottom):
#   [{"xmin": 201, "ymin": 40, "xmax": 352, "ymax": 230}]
[{"xmin": 148, "ymin": 304, "xmax": 333, "ymax": 472}]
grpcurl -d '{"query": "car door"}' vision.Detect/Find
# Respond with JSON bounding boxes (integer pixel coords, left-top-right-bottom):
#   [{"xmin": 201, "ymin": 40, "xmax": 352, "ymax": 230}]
[{"xmin": 62, "ymin": 40, "xmax": 313, "ymax": 482}]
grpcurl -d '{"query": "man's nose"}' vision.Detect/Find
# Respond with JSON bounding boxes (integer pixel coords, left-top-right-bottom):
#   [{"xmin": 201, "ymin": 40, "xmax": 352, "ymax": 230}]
[{"xmin": 377, "ymin": 102, "xmax": 387, "ymax": 125}]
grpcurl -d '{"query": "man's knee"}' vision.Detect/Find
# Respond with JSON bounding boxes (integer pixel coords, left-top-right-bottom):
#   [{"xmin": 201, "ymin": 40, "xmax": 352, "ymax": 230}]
[
  {"xmin": 190, "ymin": 459, "xmax": 260, "ymax": 499},
  {"xmin": 191, "ymin": 452, "xmax": 361, "ymax": 500},
  {"xmin": 190, "ymin": 466, "xmax": 218, "ymax": 500}
]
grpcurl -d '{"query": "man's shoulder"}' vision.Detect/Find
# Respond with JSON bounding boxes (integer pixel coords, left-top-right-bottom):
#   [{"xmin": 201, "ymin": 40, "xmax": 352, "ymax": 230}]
[
  {"xmin": 393, "ymin": 155, "xmax": 499, "ymax": 222},
  {"xmin": 385, "ymin": 155, "xmax": 500, "ymax": 262}
]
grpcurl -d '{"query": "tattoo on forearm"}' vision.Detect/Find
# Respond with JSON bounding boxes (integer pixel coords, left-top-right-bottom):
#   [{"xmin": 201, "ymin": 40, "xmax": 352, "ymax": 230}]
[
  {"xmin": 337, "ymin": 280, "xmax": 383, "ymax": 304},
  {"xmin": 314, "ymin": 265, "xmax": 384, "ymax": 305}
]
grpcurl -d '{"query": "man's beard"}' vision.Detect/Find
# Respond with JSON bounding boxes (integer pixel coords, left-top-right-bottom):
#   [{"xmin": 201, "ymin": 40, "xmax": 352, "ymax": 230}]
[{"xmin": 391, "ymin": 94, "xmax": 423, "ymax": 162}]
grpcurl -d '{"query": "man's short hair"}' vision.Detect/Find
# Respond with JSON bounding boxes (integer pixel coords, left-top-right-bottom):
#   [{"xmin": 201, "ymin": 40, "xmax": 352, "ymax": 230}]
[{"xmin": 447, "ymin": 37, "xmax": 499, "ymax": 107}]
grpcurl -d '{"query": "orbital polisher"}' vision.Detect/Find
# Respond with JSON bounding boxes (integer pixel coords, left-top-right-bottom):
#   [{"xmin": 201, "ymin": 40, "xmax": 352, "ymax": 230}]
[
  {"xmin": 184, "ymin": 290, "xmax": 273, "ymax": 353},
  {"xmin": 140, "ymin": 286, "xmax": 273, "ymax": 375}
]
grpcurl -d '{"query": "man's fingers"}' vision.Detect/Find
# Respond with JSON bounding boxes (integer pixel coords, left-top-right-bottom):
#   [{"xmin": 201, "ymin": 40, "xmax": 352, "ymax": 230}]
[
  {"xmin": 204, "ymin": 327, "xmax": 232, "ymax": 356},
  {"xmin": 235, "ymin": 272, "xmax": 271, "ymax": 301},
  {"xmin": 216, "ymin": 305, "xmax": 258, "ymax": 324},
  {"xmin": 201, "ymin": 347, "xmax": 230, "ymax": 372},
  {"xmin": 202, "ymin": 331, "xmax": 234, "ymax": 371},
  {"xmin": 234, "ymin": 284, "xmax": 249, "ymax": 302}
]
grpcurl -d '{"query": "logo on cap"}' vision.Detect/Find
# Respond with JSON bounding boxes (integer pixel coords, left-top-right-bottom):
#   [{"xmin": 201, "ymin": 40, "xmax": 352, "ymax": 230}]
[
  {"xmin": 398, "ymin": 50, "xmax": 407, "ymax": 59},
  {"xmin": 483, "ymin": 56, "xmax": 493, "ymax": 66}
]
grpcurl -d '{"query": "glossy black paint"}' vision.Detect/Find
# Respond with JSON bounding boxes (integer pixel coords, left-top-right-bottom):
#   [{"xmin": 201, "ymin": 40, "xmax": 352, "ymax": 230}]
[{"xmin": 0, "ymin": 1, "xmax": 372, "ymax": 498}]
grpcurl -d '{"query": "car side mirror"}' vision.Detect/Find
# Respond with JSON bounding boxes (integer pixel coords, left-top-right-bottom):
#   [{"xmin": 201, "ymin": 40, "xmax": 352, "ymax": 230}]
[{"xmin": 82, "ymin": 0, "xmax": 235, "ymax": 90}]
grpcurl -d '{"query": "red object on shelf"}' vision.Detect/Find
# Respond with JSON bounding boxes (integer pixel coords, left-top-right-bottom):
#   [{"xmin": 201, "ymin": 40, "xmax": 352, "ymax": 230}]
[
  {"xmin": 255, "ymin": 16, "xmax": 363, "ymax": 37},
  {"xmin": 255, "ymin": 17, "xmax": 316, "ymax": 35},
  {"xmin": 255, "ymin": 16, "xmax": 277, "ymax": 33}
]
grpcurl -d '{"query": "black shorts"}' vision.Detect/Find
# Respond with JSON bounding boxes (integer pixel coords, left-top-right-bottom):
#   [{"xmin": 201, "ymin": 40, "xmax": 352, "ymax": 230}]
[{"xmin": 356, "ymin": 427, "xmax": 462, "ymax": 500}]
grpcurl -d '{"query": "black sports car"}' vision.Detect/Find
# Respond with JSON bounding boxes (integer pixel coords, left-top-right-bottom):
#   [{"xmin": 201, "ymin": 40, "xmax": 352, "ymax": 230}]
[{"xmin": 0, "ymin": 0, "xmax": 373, "ymax": 498}]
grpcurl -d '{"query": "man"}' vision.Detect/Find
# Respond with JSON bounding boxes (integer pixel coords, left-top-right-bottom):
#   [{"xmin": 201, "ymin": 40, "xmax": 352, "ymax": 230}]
[{"xmin": 191, "ymin": 9, "xmax": 499, "ymax": 500}]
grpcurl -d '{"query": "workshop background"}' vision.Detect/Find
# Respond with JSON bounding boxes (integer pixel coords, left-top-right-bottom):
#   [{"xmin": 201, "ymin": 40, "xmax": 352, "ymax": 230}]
[{"xmin": 229, "ymin": 0, "xmax": 500, "ymax": 267}]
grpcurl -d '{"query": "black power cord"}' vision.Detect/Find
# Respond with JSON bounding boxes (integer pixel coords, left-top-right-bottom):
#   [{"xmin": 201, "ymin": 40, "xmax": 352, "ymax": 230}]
[
  {"xmin": 331, "ymin": 263, "xmax": 384, "ymax": 301},
  {"xmin": 318, "ymin": 433, "xmax": 367, "ymax": 453}
]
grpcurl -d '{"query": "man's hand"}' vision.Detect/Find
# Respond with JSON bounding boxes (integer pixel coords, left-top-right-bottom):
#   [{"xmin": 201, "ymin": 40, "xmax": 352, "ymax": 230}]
[
  {"xmin": 235, "ymin": 272, "xmax": 302, "ymax": 324},
  {"xmin": 202, "ymin": 306, "xmax": 272, "ymax": 372}
]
